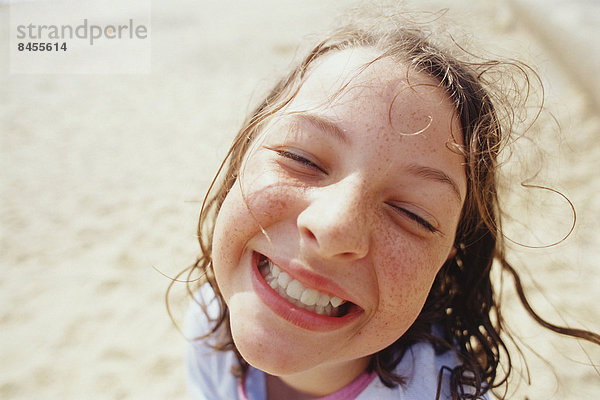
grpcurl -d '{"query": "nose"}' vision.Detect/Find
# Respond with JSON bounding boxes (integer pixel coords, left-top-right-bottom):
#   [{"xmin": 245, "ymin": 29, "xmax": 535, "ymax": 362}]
[{"xmin": 297, "ymin": 178, "xmax": 370, "ymax": 261}]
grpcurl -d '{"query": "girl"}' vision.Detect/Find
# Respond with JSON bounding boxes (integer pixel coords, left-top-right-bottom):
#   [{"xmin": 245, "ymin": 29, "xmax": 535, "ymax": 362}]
[{"xmin": 175, "ymin": 19, "xmax": 600, "ymax": 400}]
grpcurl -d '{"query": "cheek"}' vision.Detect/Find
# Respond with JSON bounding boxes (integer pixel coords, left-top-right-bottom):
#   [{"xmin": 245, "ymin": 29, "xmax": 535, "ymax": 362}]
[
  {"xmin": 211, "ymin": 186, "xmax": 247, "ymax": 300},
  {"xmin": 212, "ymin": 173, "xmax": 304, "ymax": 285},
  {"xmin": 373, "ymin": 233, "xmax": 449, "ymax": 331}
]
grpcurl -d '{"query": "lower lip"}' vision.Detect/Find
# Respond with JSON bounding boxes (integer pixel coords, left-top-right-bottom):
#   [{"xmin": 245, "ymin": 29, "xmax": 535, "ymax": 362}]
[{"xmin": 250, "ymin": 252, "xmax": 363, "ymax": 332}]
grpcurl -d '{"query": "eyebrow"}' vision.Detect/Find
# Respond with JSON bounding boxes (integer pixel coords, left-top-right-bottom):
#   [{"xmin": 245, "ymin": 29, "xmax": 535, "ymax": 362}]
[
  {"xmin": 406, "ymin": 163, "xmax": 463, "ymax": 202},
  {"xmin": 293, "ymin": 113, "xmax": 351, "ymax": 145}
]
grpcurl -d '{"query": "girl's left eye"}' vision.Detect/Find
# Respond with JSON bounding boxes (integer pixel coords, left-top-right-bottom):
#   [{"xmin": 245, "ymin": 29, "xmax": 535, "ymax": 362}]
[
  {"xmin": 273, "ymin": 149, "xmax": 328, "ymax": 174},
  {"xmin": 389, "ymin": 204, "xmax": 438, "ymax": 233}
]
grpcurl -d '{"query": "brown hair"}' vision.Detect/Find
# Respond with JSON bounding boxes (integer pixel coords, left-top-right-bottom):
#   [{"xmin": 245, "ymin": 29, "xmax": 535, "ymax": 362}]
[{"xmin": 171, "ymin": 24, "xmax": 600, "ymax": 400}]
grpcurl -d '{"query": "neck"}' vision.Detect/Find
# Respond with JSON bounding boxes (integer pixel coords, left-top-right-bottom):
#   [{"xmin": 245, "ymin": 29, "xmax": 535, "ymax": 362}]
[{"xmin": 266, "ymin": 356, "xmax": 370, "ymax": 399}]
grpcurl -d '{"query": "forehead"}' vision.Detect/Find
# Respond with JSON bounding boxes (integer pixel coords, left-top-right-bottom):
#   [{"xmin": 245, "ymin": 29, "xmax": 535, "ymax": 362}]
[{"xmin": 287, "ymin": 47, "xmax": 461, "ymax": 140}]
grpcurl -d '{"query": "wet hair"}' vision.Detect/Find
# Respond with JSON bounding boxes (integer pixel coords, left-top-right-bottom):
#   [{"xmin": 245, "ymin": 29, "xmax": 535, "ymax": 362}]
[{"xmin": 171, "ymin": 23, "xmax": 600, "ymax": 400}]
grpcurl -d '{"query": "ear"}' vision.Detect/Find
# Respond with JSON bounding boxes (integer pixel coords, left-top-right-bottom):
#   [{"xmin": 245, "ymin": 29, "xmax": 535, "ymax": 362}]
[{"xmin": 447, "ymin": 246, "xmax": 457, "ymax": 260}]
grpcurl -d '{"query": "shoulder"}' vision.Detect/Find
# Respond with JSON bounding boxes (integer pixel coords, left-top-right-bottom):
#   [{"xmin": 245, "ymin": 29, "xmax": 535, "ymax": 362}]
[
  {"xmin": 358, "ymin": 341, "xmax": 489, "ymax": 400},
  {"xmin": 184, "ymin": 284, "xmax": 241, "ymax": 400},
  {"xmin": 397, "ymin": 341, "xmax": 461, "ymax": 398}
]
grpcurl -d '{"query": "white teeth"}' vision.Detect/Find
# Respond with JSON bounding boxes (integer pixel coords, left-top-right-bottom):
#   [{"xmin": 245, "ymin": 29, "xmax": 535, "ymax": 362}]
[
  {"xmin": 330, "ymin": 296, "xmax": 343, "ymax": 308},
  {"xmin": 258, "ymin": 256, "xmax": 347, "ymax": 316},
  {"xmin": 277, "ymin": 272, "xmax": 291, "ymax": 289},
  {"xmin": 316, "ymin": 292, "xmax": 330, "ymax": 307},
  {"xmin": 271, "ymin": 265, "xmax": 281, "ymax": 278},
  {"xmin": 286, "ymin": 280, "xmax": 304, "ymax": 300},
  {"xmin": 300, "ymin": 288, "xmax": 319, "ymax": 306}
]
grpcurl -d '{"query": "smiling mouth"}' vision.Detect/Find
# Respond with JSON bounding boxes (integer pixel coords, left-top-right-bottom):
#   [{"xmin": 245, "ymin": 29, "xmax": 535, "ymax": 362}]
[{"xmin": 257, "ymin": 254, "xmax": 353, "ymax": 318}]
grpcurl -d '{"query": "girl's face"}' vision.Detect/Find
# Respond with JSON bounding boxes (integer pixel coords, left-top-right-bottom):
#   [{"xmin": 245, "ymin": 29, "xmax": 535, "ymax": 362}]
[{"xmin": 212, "ymin": 47, "xmax": 467, "ymax": 383}]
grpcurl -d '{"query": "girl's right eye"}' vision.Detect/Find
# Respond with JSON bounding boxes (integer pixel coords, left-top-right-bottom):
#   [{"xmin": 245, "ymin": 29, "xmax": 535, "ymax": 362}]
[{"xmin": 272, "ymin": 148, "xmax": 328, "ymax": 175}]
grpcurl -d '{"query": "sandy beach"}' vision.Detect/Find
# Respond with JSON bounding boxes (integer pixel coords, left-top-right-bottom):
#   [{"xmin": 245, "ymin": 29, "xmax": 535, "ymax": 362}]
[{"xmin": 1, "ymin": 1, "xmax": 599, "ymax": 399}]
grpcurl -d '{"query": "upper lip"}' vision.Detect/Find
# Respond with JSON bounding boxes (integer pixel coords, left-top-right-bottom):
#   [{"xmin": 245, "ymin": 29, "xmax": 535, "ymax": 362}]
[{"xmin": 256, "ymin": 251, "xmax": 361, "ymax": 308}]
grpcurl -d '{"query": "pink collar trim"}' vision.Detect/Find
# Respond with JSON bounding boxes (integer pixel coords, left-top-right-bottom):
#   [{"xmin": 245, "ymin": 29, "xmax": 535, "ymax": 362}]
[
  {"xmin": 238, "ymin": 370, "xmax": 377, "ymax": 400},
  {"xmin": 237, "ymin": 376, "xmax": 247, "ymax": 400},
  {"xmin": 315, "ymin": 370, "xmax": 376, "ymax": 400}
]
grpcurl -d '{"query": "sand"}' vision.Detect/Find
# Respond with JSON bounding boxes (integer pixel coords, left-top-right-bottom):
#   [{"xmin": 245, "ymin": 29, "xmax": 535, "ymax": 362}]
[{"xmin": 1, "ymin": 1, "xmax": 598, "ymax": 399}]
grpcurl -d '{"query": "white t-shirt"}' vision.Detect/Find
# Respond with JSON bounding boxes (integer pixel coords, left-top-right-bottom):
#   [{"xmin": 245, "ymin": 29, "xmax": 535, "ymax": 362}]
[{"xmin": 185, "ymin": 286, "xmax": 487, "ymax": 400}]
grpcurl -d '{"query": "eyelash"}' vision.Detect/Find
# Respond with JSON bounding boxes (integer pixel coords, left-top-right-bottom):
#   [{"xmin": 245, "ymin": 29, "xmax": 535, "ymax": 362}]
[
  {"xmin": 274, "ymin": 149, "xmax": 327, "ymax": 174},
  {"xmin": 391, "ymin": 206, "xmax": 438, "ymax": 233},
  {"xmin": 274, "ymin": 148, "xmax": 437, "ymax": 233}
]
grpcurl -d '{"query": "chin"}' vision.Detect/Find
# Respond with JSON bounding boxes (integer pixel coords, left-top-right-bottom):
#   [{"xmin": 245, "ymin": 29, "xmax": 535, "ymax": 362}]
[
  {"xmin": 232, "ymin": 331, "xmax": 317, "ymax": 376},
  {"xmin": 227, "ymin": 301, "xmax": 323, "ymax": 376}
]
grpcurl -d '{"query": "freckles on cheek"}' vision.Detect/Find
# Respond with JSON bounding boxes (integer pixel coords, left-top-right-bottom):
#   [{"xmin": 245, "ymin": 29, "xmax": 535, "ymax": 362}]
[
  {"xmin": 215, "ymin": 173, "xmax": 303, "ymax": 254},
  {"xmin": 239, "ymin": 160, "xmax": 308, "ymax": 219},
  {"xmin": 243, "ymin": 183, "xmax": 300, "ymax": 224},
  {"xmin": 375, "ymin": 239, "xmax": 442, "ymax": 313},
  {"xmin": 212, "ymin": 190, "xmax": 247, "ymax": 267}
]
